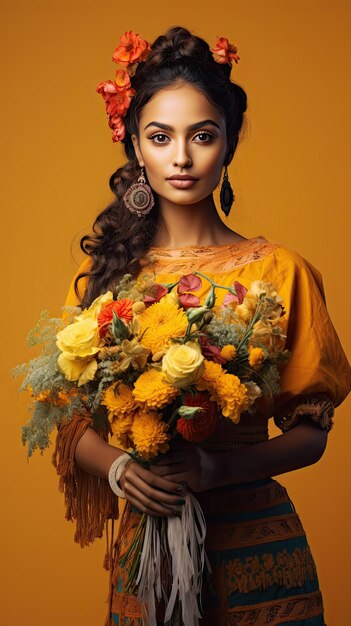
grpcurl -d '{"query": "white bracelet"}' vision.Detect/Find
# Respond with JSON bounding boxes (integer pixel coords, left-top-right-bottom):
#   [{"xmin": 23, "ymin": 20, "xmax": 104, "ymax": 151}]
[{"xmin": 108, "ymin": 453, "xmax": 133, "ymax": 498}]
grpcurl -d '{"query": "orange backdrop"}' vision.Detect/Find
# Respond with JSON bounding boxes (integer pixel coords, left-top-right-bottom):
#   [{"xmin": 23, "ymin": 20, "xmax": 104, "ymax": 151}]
[{"xmin": 2, "ymin": 1, "xmax": 350, "ymax": 624}]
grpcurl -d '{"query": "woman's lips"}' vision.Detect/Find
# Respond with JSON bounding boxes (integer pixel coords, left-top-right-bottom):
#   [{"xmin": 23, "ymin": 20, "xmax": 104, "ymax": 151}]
[{"xmin": 167, "ymin": 178, "xmax": 198, "ymax": 189}]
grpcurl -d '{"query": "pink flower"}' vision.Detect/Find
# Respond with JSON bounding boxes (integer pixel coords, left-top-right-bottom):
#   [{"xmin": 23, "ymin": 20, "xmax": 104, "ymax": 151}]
[
  {"xmin": 178, "ymin": 274, "xmax": 202, "ymax": 294},
  {"xmin": 211, "ymin": 37, "xmax": 240, "ymax": 65},
  {"xmin": 177, "ymin": 273, "xmax": 202, "ymax": 308},
  {"xmin": 143, "ymin": 284, "xmax": 169, "ymax": 304},
  {"xmin": 178, "ymin": 293, "xmax": 201, "ymax": 308},
  {"xmin": 199, "ymin": 336, "xmax": 227, "ymax": 364},
  {"xmin": 223, "ymin": 281, "xmax": 248, "ymax": 306}
]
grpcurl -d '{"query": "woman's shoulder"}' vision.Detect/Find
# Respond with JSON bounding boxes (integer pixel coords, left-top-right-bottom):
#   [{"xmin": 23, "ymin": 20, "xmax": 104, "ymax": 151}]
[{"xmin": 261, "ymin": 237, "xmax": 323, "ymax": 278}]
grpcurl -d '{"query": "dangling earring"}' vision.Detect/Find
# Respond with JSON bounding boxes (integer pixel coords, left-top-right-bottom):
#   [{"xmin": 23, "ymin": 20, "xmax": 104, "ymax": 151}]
[
  {"xmin": 220, "ymin": 165, "xmax": 235, "ymax": 217},
  {"xmin": 123, "ymin": 166, "xmax": 155, "ymax": 217}
]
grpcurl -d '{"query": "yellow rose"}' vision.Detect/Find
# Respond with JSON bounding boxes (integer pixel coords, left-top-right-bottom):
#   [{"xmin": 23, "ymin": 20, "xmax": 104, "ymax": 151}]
[
  {"xmin": 75, "ymin": 291, "xmax": 113, "ymax": 322},
  {"xmin": 56, "ymin": 317, "xmax": 101, "ymax": 358},
  {"xmin": 57, "ymin": 352, "xmax": 98, "ymax": 386},
  {"xmin": 161, "ymin": 340, "xmax": 205, "ymax": 389},
  {"xmin": 56, "ymin": 317, "xmax": 101, "ymax": 386}
]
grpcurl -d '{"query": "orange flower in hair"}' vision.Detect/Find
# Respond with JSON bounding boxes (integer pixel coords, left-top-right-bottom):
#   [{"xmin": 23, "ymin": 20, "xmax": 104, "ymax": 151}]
[
  {"xmin": 112, "ymin": 30, "xmax": 151, "ymax": 66},
  {"xmin": 211, "ymin": 36, "xmax": 240, "ymax": 65},
  {"xmin": 97, "ymin": 30, "xmax": 151, "ymax": 142},
  {"xmin": 110, "ymin": 117, "xmax": 126, "ymax": 142},
  {"xmin": 115, "ymin": 69, "xmax": 132, "ymax": 90}
]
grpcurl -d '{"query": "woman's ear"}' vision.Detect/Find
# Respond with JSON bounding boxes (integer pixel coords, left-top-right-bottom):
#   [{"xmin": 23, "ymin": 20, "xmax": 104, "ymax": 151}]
[{"xmin": 131, "ymin": 134, "xmax": 144, "ymax": 168}]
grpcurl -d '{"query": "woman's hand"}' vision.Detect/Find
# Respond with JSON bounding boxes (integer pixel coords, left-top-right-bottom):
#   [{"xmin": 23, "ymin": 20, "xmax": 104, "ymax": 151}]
[
  {"xmin": 119, "ymin": 459, "xmax": 188, "ymax": 517},
  {"xmin": 150, "ymin": 438, "xmax": 219, "ymax": 493}
]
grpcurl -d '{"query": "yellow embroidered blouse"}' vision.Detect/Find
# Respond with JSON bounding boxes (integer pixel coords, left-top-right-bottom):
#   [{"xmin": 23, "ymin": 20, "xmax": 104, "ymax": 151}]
[{"xmin": 64, "ymin": 235, "xmax": 351, "ymax": 450}]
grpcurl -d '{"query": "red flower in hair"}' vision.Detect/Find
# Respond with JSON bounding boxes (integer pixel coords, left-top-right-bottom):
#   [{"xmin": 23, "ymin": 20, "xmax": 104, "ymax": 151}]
[
  {"xmin": 111, "ymin": 118, "xmax": 126, "ymax": 142},
  {"xmin": 211, "ymin": 37, "xmax": 240, "ymax": 65},
  {"xmin": 112, "ymin": 31, "xmax": 151, "ymax": 66},
  {"xmin": 115, "ymin": 69, "xmax": 132, "ymax": 90},
  {"xmin": 106, "ymin": 87, "xmax": 135, "ymax": 117},
  {"xmin": 176, "ymin": 391, "xmax": 218, "ymax": 442}
]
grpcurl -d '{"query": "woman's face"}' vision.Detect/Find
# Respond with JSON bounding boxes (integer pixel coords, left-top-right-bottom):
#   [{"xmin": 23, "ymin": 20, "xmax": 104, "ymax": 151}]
[{"xmin": 131, "ymin": 83, "xmax": 228, "ymax": 207}]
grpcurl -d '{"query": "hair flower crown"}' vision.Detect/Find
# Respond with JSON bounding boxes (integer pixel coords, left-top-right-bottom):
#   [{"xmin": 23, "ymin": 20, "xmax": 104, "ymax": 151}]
[{"xmin": 97, "ymin": 31, "xmax": 239, "ymax": 143}]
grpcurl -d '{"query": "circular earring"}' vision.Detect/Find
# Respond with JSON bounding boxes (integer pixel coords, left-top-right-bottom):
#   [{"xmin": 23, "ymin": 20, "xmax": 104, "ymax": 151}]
[
  {"xmin": 220, "ymin": 165, "xmax": 235, "ymax": 217},
  {"xmin": 123, "ymin": 166, "xmax": 155, "ymax": 217}
]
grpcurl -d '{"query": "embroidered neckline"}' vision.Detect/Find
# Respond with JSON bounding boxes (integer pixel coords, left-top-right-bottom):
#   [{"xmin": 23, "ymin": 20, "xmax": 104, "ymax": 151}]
[
  {"xmin": 148, "ymin": 235, "xmax": 266, "ymax": 256},
  {"xmin": 141, "ymin": 235, "xmax": 278, "ymax": 274}
]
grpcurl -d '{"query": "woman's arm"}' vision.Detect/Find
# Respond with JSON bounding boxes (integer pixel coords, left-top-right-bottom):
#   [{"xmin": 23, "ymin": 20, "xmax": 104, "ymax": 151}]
[
  {"xmin": 151, "ymin": 416, "xmax": 329, "ymax": 492},
  {"xmin": 74, "ymin": 427, "xmax": 187, "ymax": 516}
]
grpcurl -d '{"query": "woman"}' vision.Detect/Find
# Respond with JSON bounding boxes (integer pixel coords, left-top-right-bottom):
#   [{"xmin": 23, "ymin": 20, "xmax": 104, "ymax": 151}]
[{"xmin": 58, "ymin": 26, "xmax": 351, "ymax": 625}]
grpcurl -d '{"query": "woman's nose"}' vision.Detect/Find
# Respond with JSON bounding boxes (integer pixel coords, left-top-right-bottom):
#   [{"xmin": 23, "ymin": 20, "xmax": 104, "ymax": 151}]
[{"xmin": 172, "ymin": 140, "xmax": 192, "ymax": 168}]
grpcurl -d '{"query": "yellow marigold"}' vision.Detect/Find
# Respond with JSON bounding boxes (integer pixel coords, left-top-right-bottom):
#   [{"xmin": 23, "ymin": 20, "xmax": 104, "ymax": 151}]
[
  {"xmin": 138, "ymin": 296, "xmax": 188, "ymax": 356},
  {"xmin": 102, "ymin": 382, "xmax": 138, "ymax": 416},
  {"xmin": 132, "ymin": 368, "xmax": 179, "ymax": 409},
  {"xmin": 196, "ymin": 359, "xmax": 227, "ymax": 401},
  {"xmin": 215, "ymin": 374, "xmax": 249, "ymax": 424},
  {"xmin": 130, "ymin": 409, "xmax": 170, "ymax": 460},
  {"xmin": 220, "ymin": 344, "xmax": 237, "ymax": 361},
  {"xmin": 109, "ymin": 412, "xmax": 134, "ymax": 449},
  {"xmin": 248, "ymin": 347, "xmax": 266, "ymax": 369}
]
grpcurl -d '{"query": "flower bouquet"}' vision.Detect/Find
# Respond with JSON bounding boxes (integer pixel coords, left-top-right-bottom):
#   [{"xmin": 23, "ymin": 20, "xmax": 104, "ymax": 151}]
[{"xmin": 14, "ymin": 270, "xmax": 290, "ymax": 625}]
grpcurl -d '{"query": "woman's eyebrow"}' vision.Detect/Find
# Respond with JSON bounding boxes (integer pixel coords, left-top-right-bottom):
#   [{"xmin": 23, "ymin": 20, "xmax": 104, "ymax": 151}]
[{"xmin": 143, "ymin": 119, "xmax": 221, "ymax": 131}]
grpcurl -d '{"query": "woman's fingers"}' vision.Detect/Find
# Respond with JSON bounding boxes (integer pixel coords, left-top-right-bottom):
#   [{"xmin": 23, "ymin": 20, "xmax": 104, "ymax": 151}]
[
  {"xmin": 120, "ymin": 461, "xmax": 187, "ymax": 517},
  {"xmin": 124, "ymin": 481, "xmax": 182, "ymax": 517}
]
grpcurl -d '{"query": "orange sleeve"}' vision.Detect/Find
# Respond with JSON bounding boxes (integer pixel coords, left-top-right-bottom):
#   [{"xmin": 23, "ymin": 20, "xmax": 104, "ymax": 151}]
[
  {"xmin": 265, "ymin": 246, "xmax": 351, "ymax": 432},
  {"xmin": 64, "ymin": 256, "xmax": 93, "ymax": 307}
]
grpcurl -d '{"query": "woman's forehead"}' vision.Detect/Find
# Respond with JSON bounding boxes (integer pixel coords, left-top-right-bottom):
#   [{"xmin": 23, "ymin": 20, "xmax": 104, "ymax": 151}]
[{"xmin": 139, "ymin": 84, "xmax": 225, "ymax": 128}]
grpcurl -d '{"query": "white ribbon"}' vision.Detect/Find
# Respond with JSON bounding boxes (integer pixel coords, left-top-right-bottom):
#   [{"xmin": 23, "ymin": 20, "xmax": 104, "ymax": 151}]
[{"xmin": 136, "ymin": 493, "xmax": 211, "ymax": 626}]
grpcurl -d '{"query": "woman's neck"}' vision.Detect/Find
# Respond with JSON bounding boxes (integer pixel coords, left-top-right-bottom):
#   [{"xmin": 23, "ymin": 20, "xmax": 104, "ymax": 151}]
[{"xmin": 153, "ymin": 195, "xmax": 244, "ymax": 248}]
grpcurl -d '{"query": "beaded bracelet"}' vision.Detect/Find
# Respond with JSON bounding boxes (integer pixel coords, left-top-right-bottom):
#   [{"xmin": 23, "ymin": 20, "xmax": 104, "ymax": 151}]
[{"xmin": 108, "ymin": 453, "xmax": 133, "ymax": 498}]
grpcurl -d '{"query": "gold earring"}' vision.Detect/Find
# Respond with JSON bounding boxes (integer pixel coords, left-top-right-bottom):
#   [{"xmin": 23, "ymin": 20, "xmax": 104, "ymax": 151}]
[
  {"xmin": 123, "ymin": 166, "xmax": 155, "ymax": 217},
  {"xmin": 220, "ymin": 165, "xmax": 235, "ymax": 216}
]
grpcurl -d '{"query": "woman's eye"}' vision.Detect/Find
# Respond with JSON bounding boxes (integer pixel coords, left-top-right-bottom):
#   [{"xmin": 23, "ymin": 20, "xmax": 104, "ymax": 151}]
[
  {"xmin": 150, "ymin": 133, "xmax": 169, "ymax": 143},
  {"xmin": 194, "ymin": 132, "xmax": 213, "ymax": 142}
]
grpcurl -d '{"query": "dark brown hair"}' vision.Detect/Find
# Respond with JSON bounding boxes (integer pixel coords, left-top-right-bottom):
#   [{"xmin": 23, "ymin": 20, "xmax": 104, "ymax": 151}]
[{"xmin": 76, "ymin": 26, "xmax": 247, "ymax": 307}]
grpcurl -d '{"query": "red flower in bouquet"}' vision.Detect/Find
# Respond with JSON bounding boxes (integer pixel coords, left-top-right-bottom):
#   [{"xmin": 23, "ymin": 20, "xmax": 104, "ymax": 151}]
[
  {"xmin": 97, "ymin": 299, "xmax": 134, "ymax": 337},
  {"xmin": 176, "ymin": 391, "xmax": 218, "ymax": 442}
]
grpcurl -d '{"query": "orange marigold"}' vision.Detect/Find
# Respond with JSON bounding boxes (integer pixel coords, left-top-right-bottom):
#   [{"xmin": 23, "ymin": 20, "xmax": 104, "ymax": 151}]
[
  {"xmin": 132, "ymin": 368, "xmax": 180, "ymax": 409},
  {"xmin": 220, "ymin": 344, "xmax": 237, "ymax": 361},
  {"xmin": 109, "ymin": 412, "xmax": 134, "ymax": 449},
  {"xmin": 176, "ymin": 391, "xmax": 218, "ymax": 442},
  {"xmin": 215, "ymin": 374, "xmax": 249, "ymax": 424},
  {"xmin": 102, "ymin": 382, "xmax": 137, "ymax": 416},
  {"xmin": 248, "ymin": 347, "xmax": 266, "ymax": 369},
  {"xmin": 130, "ymin": 409, "xmax": 170, "ymax": 460},
  {"xmin": 196, "ymin": 359, "xmax": 227, "ymax": 401}
]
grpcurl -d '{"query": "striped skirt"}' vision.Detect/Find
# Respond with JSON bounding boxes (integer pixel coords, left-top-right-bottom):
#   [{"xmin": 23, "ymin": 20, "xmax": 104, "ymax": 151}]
[{"xmin": 106, "ymin": 478, "xmax": 326, "ymax": 626}]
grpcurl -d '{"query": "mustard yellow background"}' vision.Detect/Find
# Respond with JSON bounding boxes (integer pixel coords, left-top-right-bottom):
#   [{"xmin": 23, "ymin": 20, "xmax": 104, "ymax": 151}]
[{"xmin": 2, "ymin": 1, "xmax": 350, "ymax": 624}]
